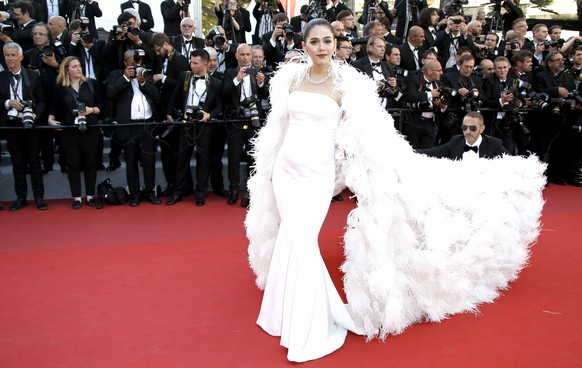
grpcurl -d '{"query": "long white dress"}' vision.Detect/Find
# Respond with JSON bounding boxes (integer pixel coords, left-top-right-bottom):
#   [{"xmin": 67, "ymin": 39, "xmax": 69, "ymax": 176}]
[{"xmin": 256, "ymin": 91, "xmax": 360, "ymax": 362}]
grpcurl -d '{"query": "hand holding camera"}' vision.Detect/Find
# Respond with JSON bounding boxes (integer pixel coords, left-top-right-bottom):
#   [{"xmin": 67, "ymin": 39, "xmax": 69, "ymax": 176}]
[{"xmin": 124, "ymin": 64, "xmax": 137, "ymax": 79}]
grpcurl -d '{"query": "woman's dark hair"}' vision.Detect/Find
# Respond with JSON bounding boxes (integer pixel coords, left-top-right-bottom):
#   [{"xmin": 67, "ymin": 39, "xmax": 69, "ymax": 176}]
[
  {"xmin": 303, "ymin": 19, "xmax": 334, "ymax": 40},
  {"xmin": 418, "ymin": 7, "xmax": 438, "ymax": 28}
]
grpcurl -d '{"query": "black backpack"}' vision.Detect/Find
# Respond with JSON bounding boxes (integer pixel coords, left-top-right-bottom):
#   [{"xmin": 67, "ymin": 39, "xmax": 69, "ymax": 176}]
[{"xmin": 96, "ymin": 179, "xmax": 128, "ymax": 208}]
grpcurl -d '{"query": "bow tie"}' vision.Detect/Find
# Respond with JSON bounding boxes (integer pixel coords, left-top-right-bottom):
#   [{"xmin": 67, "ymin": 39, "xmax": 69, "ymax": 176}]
[
  {"xmin": 464, "ymin": 145, "xmax": 478, "ymax": 153},
  {"xmin": 11, "ymin": 72, "xmax": 20, "ymax": 80},
  {"xmin": 431, "ymin": 30, "xmax": 437, "ymax": 35},
  {"xmin": 184, "ymin": 40, "xmax": 191, "ymax": 44},
  {"xmin": 193, "ymin": 75, "xmax": 204, "ymax": 82},
  {"xmin": 371, "ymin": 61, "xmax": 381, "ymax": 68},
  {"xmin": 413, "ymin": 47, "xmax": 419, "ymax": 52}
]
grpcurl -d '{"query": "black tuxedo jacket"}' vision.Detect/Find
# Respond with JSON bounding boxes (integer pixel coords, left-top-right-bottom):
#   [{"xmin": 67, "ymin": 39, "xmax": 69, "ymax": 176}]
[
  {"xmin": 171, "ymin": 35, "xmax": 206, "ymax": 57},
  {"xmin": 222, "ymin": 67, "xmax": 269, "ymax": 118},
  {"xmin": 325, "ymin": 1, "xmax": 349, "ymax": 22},
  {"xmin": 533, "ymin": 70, "xmax": 576, "ymax": 97},
  {"xmin": 290, "ymin": 15, "xmax": 311, "ymax": 34},
  {"xmin": 394, "ymin": 0, "xmax": 427, "ymax": 39},
  {"xmin": 434, "ymin": 31, "xmax": 470, "ymax": 67},
  {"xmin": 352, "ymin": 57, "xmax": 393, "ymax": 80},
  {"xmin": 419, "ymin": 134, "xmax": 507, "ymax": 159},
  {"xmin": 167, "ymin": 72, "xmax": 223, "ymax": 119},
  {"xmin": 13, "ymin": 21, "xmax": 37, "ymax": 53},
  {"xmin": 421, "ymin": 26, "xmax": 439, "ymax": 49},
  {"xmin": 406, "ymin": 73, "xmax": 444, "ymax": 103},
  {"xmin": 120, "ymin": 0, "xmax": 155, "ymax": 32},
  {"xmin": 33, "ymin": 0, "xmax": 70, "ymax": 23},
  {"xmin": 155, "ymin": 50, "xmax": 189, "ymax": 119},
  {"xmin": 482, "ymin": 73, "xmax": 517, "ymax": 108},
  {"xmin": 442, "ymin": 70, "xmax": 484, "ymax": 108},
  {"xmin": 252, "ymin": 1, "xmax": 286, "ymax": 43},
  {"xmin": 68, "ymin": 39, "xmax": 108, "ymax": 83},
  {"xmin": 399, "ymin": 43, "xmax": 426, "ymax": 72},
  {"xmin": 80, "ymin": 1, "xmax": 103, "ymax": 40},
  {"xmin": 261, "ymin": 31, "xmax": 303, "ymax": 69},
  {"xmin": 0, "ymin": 68, "xmax": 46, "ymax": 127},
  {"xmin": 161, "ymin": 0, "xmax": 183, "ymax": 37},
  {"xmin": 508, "ymin": 68, "xmax": 534, "ymax": 86},
  {"xmin": 106, "ymin": 70, "xmax": 161, "ymax": 141}
]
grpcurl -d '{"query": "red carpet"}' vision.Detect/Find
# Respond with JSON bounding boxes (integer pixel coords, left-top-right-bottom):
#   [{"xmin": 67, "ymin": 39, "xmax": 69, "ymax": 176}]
[{"xmin": 1, "ymin": 188, "xmax": 581, "ymax": 368}]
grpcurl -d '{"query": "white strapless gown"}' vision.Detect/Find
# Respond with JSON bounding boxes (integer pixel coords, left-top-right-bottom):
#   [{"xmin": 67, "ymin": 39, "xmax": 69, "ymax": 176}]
[{"xmin": 256, "ymin": 91, "xmax": 360, "ymax": 362}]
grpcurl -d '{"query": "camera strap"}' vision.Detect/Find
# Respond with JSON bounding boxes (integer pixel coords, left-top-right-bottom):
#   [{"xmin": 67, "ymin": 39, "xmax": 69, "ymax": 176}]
[{"xmin": 9, "ymin": 75, "xmax": 21, "ymax": 101}]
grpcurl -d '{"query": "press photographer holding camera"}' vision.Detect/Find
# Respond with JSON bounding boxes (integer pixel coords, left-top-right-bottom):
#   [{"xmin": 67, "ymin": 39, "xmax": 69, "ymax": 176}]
[
  {"xmin": 161, "ymin": 0, "xmax": 191, "ymax": 37},
  {"xmin": 0, "ymin": 42, "xmax": 46, "ymax": 211},
  {"xmin": 215, "ymin": 0, "xmax": 251, "ymax": 44},
  {"xmin": 262, "ymin": 13, "xmax": 302, "ymax": 70},
  {"xmin": 223, "ymin": 43, "xmax": 268, "ymax": 205},
  {"xmin": 47, "ymin": 56, "xmax": 102, "ymax": 209},
  {"xmin": 106, "ymin": 49, "xmax": 161, "ymax": 207},
  {"xmin": 165, "ymin": 48, "xmax": 224, "ymax": 206}
]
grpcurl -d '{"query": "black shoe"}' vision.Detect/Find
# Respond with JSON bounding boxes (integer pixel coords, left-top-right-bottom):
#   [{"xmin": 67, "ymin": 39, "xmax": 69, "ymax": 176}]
[
  {"xmin": 106, "ymin": 162, "xmax": 121, "ymax": 172},
  {"xmin": 86, "ymin": 198, "xmax": 97, "ymax": 207},
  {"xmin": 145, "ymin": 193, "xmax": 161, "ymax": 205},
  {"xmin": 35, "ymin": 197, "xmax": 48, "ymax": 210},
  {"xmin": 0, "ymin": 202, "xmax": 3, "ymax": 211},
  {"xmin": 161, "ymin": 184, "xmax": 174, "ymax": 197},
  {"xmin": 129, "ymin": 193, "xmax": 142, "ymax": 207},
  {"xmin": 60, "ymin": 166, "xmax": 68, "ymax": 173},
  {"xmin": 240, "ymin": 192, "xmax": 250, "ymax": 208},
  {"xmin": 332, "ymin": 194, "xmax": 344, "ymax": 202},
  {"xmin": 72, "ymin": 200, "xmax": 82, "ymax": 209},
  {"xmin": 166, "ymin": 195, "xmax": 182, "ymax": 205},
  {"xmin": 42, "ymin": 166, "xmax": 52, "ymax": 174},
  {"xmin": 227, "ymin": 190, "xmax": 238, "ymax": 205},
  {"xmin": 9, "ymin": 198, "xmax": 28, "ymax": 211},
  {"xmin": 214, "ymin": 189, "xmax": 228, "ymax": 198},
  {"xmin": 195, "ymin": 191, "xmax": 206, "ymax": 206}
]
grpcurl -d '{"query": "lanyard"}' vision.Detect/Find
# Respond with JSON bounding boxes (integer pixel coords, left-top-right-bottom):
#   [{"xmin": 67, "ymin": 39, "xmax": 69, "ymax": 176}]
[
  {"xmin": 10, "ymin": 76, "xmax": 21, "ymax": 100},
  {"xmin": 190, "ymin": 78, "xmax": 208, "ymax": 106}
]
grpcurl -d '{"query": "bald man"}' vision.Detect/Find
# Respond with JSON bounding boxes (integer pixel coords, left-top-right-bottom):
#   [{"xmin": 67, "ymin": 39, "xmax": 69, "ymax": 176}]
[
  {"xmin": 399, "ymin": 26, "xmax": 427, "ymax": 72},
  {"xmin": 48, "ymin": 16, "xmax": 70, "ymax": 49},
  {"xmin": 331, "ymin": 21, "xmax": 345, "ymax": 37}
]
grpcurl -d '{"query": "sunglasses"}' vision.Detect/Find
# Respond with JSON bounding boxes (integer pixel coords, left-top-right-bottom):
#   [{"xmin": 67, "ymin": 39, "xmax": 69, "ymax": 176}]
[
  {"xmin": 181, "ymin": 24, "xmax": 194, "ymax": 28},
  {"xmin": 461, "ymin": 124, "xmax": 478, "ymax": 132}
]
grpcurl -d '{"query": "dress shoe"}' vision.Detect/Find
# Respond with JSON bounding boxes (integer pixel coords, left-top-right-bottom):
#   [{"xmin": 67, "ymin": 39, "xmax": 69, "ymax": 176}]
[
  {"xmin": 161, "ymin": 184, "xmax": 174, "ymax": 197},
  {"xmin": 145, "ymin": 193, "xmax": 161, "ymax": 205},
  {"xmin": 227, "ymin": 190, "xmax": 238, "ymax": 205},
  {"xmin": 129, "ymin": 193, "xmax": 142, "ymax": 207},
  {"xmin": 548, "ymin": 176, "xmax": 566, "ymax": 185},
  {"xmin": 35, "ymin": 197, "xmax": 48, "ymax": 210},
  {"xmin": 72, "ymin": 200, "xmax": 82, "ymax": 209},
  {"xmin": 214, "ymin": 189, "xmax": 228, "ymax": 198},
  {"xmin": 240, "ymin": 192, "xmax": 250, "ymax": 208},
  {"xmin": 332, "ymin": 194, "xmax": 344, "ymax": 202},
  {"xmin": 166, "ymin": 195, "xmax": 182, "ymax": 205},
  {"xmin": 86, "ymin": 198, "xmax": 97, "ymax": 207},
  {"xmin": 9, "ymin": 198, "xmax": 28, "ymax": 211},
  {"xmin": 195, "ymin": 191, "xmax": 206, "ymax": 206},
  {"xmin": 106, "ymin": 162, "xmax": 121, "ymax": 172},
  {"xmin": 0, "ymin": 202, "xmax": 3, "ymax": 211}
]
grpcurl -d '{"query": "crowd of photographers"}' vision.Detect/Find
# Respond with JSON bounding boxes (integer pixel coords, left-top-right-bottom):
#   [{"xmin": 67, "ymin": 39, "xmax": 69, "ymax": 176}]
[{"xmin": 0, "ymin": 0, "xmax": 581, "ymax": 211}]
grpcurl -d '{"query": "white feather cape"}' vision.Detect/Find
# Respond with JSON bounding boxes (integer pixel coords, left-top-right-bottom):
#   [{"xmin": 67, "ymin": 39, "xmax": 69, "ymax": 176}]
[{"xmin": 245, "ymin": 62, "xmax": 546, "ymax": 339}]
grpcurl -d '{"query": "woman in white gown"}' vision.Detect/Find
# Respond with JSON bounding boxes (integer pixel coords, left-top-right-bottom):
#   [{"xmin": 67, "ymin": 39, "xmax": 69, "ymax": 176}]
[{"xmin": 246, "ymin": 19, "xmax": 546, "ymax": 362}]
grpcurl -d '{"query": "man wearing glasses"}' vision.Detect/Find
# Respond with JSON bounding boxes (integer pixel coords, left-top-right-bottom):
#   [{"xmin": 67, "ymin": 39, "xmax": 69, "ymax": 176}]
[
  {"xmin": 419, "ymin": 112, "xmax": 507, "ymax": 160},
  {"xmin": 334, "ymin": 35, "xmax": 352, "ymax": 64},
  {"xmin": 171, "ymin": 17, "xmax": 205, "ymax": 59},
  {"xmin": 434, "ymin": 12, "xmax": 469, "ymax": 69}
]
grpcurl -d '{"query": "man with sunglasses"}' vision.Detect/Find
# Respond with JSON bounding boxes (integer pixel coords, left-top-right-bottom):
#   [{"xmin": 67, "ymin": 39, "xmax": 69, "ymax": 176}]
[
  {"xmin": 171, "ymin": 17, "xmax": 205, "ymax": 59},
  {"xmin": 418, "ymin": 112, "xmax": 507, "ymax": 160}
]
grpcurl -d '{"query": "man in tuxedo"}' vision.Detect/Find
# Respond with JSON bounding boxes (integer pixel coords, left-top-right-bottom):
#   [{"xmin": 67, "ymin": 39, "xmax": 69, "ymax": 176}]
[
  {"xmin": 522, "ymin": 23, "xmax": 554, "ymax": 71},
  {"xmin": 399, "ymin": 26, "xmax": 426, "ymax": 72},
  {"xmin": 222, "ymin": 43, "xmax": 268, "ymax": 205},
  {"xmin": 106, "ymin": 49, "xmax": 161, "ymax": 206},
  {"xmin": 161, "ymin": 0, "xmax": 189, "ymax": 37},
  {"xmin": 171, "ymin": 17, "xmax": 205, "ymax": 59},
  {"xmin": 48, "ymin": 15, "xmax": 70, "ymax": 51},
  {"xmin": 334, "ymin": 35, "xmax": 352, "ymax": 64},
  {"xmin": 290, "ymin": 4, "xmax": 311, "ymax": 35},
  {"xmin": 68, "ymin": 22, "xmax": 106, "ymax": 82},
  {"xmin": 0, "ymin": 42, "xmax": 47, "ymax": 210},
  {"xmin": 206, "ymin": 25, "xmax": 238, "ymax": 73},
  {"xmin": 70, "ymin": 0, "xmax": 102, "ymax": 40},
  {"xmin": 419, "ymin": 112, "xmax": 507, "ymax": 159},
  {"xmin": 434, "ymin": 12, "xmax": 470, "ymax": 69},
  {"xmin": 120, "ymin": 0, "xmax": 154, "ymax": 33},
  {"xmin": 151, "ymin": 32, "xmax": 189, "ymax": 198},
  {"xmin": 418, "ymin": 7, "xmax": 439, "ymax": 49},
  {"xmin": 261, "ymin": 13, "xmax": 302, "ymax": 70},
  {"xmin": 33, "ymin": 0, "xmax": 70, "ymax": 23},
  {"xmin": 325, "ymin": 0, "xmax": 349, "ymax": 22},
  {"xmin": 353, "ymin": 36, "xmax": 401, "ymax": 111},
  {"xmin": 404, "ymin": 59, "xmax": 445, "ymax": 149},
  {"xmin": 337, "ymin": 9, "xmax": 358, "ymax": 39},
  {"xmin": 165, "ymin": 49, "xmax": 224, "ymax": 206},
  {"xmin": 393, "ymin": 0, "xmax": 427, "ymax": 40},
  {"xmin": 11, "ymin": 2, "xmax": 37, "ymax": 53},
  {"xmin": 501, "ymin": 0, "xmax": 524, "ymax": 36},
  {"xmin": 252, "ymin": 0, "xmax": 285, "ymax": 45}
]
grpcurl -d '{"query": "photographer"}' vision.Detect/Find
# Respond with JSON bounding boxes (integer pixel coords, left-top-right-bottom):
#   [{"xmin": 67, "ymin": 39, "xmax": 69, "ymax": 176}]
[
  {"xmin": 434, "ymin": 12, "xmax": 470, "ymax": 69},
  {"xmin": 102, "ymin": 12, "xmax": 156, "ymax": 72},
  {"xmin": 440, "ymin": 54, "xmax": 483, "ymax": 144},
  {"xmin": 501, "ymin": 0, "xmax": 524, "ymax": 36},
  {"xmin": 205, "ymin": 25, "xmax": 237, "ymax": 72},
  {"xmin": 522, "ymin": 23, "xmax": 559, "ymax": 70},
  {"xmin": 214, "ymin": 0, "xmax": 251, "ymax": 44},
  {"xmin": 359, "ymin": 0, "xmax": 392, "ymax": 26},
  {"xmin": 418, "ymin": 7, "xmax": 440, "ymax": 48},
  {"xmin": 261, "ymin": 13, "xmax": 302, "ymax": 70},
  {"xmin": 161, "ymin": 0, "xmax": 190, "ymax": 37},
  {"xmin": 253, "ymin": 0, "xmax": 285, "ymax": 45},
  {"xmin": 477, "ymin": 32, "xmax": 501, "ymax": 63},
  {"xmin": 68, "ymin": 0, "xmax": 102, "ymax": 40},
  {"xmin": 399, "ymin": 26, "xmax": 426, "ymax": 72},
  {"xmin": 165, "ymin": 49, "xmax": 224, "ymax": 206},
  {"xmin": 120, "ymin": 0, "xmax": 154, "ymax": 33},
  {"xmin": 394, "ymin": 0, "xmax": 427, "ymax": 40},
  {"xmin": 10, "ymin": 1, "xmax": 36, "ymax": 53},
  {"xmin": 533, "ymin": 51, "xmax": 576, "ymax": 184},
  {"xmin": 33, "ymin": 0, "xmax": 70, "ymax": 23},
  {"xmin": 0, "ymin": 42, "xmax": 47, "ymax": 211},
  {"xmin": 223, "ymin": 43, "xmax": 268, "ymax": 205},
  {"xmin": 106, "ymin": 49, "xmax": 161, "ymax": 207},
  {"xmin": 47, "ymin": 56, "xmax": 102, "ymax": 209},
  {"xmin": 171, "ymin": 17, "xmax": 205, "ymax": 58}
]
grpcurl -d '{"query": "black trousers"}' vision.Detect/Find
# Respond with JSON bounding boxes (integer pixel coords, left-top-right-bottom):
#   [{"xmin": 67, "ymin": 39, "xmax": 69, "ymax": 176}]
[
  {"xmin": 226, "ymin": 121, "xmax": 254, "ymax": 191},
  {"xmin": 159, "ymin": 126, "xmax": 179, "ymax": 187},
  {"xmin": 404, "ymin": 115, "xmax": 437, "ymax": 149},
  {"xmin": 60, "ymin": 127, "xmax": 100, "ymax": 197},
  {"xmin": 6, "ymin": 129, "xmax": 44, "ymax": 199},
  {"xmin": 209, "ymin": 124, "xmax": 226, "ymax": 192},
  {"xmin": 123, "ymin": 126, "xmax": 156, "ymax": 195}
]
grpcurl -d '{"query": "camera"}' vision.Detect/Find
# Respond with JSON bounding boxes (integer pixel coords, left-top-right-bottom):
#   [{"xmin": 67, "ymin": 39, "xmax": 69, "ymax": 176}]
[
  {"xmin": 510, "ymin": 40, "xmax": 521, "ymax": 50},
  {"xmin": 451, "ymin": 18, "xmax": 464, "ymax": 25},
  {"xmin": 437, "ymin": 86, "xmax": 458, "ymax": 105},
  {"xmin": 185, "ymin": 105, "xmax": 204, "ymax": 121},
  {"xmin": 0, "ymin": 23, "xmax": 14, "ymax": 36},
  {"xmin": 113, "ymin": 25, "xmax": 123, "ymax": 34},
  {"xmin": 281, "ymin": 23, "xmax": 294, "ymax": 39},
  {"xmin": 80, "ymin": 31, "xmax": 94, "ymax": 43},
  {"xmin": 567, "ymin": 68, "xmax": 582, "ymax": 79},
  {"xmin": 182, "ymin": 0, "xmax": 191, "ymax": 10},
  {"xmin": 132, "ymin": 65, "xmax": 153, "ymax": 78},
  {"xmin": 127, "ymin": 25, "xmax": 140, "ymax": 36},
  {"xmin": 407, "ymin": 101, "xmax": 432, "ymax": 109},
  {"xmin": 42, "ymin": 47, "xmax": 54, "ymax": 57},
  {"xmin": 544, "ymin": 40, "xmax": 559, "ymax": 48},
  {"xmin": 72, "ymin": 102, "xmax": 87, "ymax": 132},
  {"xmin": 133, "ymin": 48, "xmax": 146, "ymax": 64},
  {"xmin": 239, "ymin": 96, "xmax": 261, "ymax": 128},
  {"xmin": 20, "ymin": 100, "xmax": 34, "ymax": 129},
  {"xmin": 80, "ymin": 16, "xmax": 89, "ymax": 31},
  {"xmin": 205, "ymin": 28, "xmax": 226, "ymax": 48}
]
